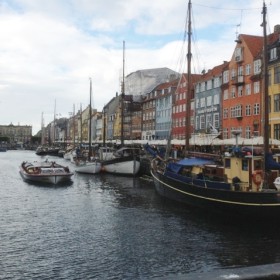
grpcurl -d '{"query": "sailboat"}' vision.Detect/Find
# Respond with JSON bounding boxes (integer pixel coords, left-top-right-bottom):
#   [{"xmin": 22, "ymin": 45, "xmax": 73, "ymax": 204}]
[
  {"xmin": 101, "ymin": 41, "xmax": 141, "ymax": 176},
  {"xmin": 150, "ymin": 1, "xmax": 280, "ymax": 218},
  {"xmin": 73, "ymin": 78, "xmax": 102, "ymax": 174}
]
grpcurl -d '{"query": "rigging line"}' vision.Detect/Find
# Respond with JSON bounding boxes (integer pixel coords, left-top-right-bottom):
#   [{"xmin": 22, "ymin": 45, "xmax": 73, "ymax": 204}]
[{"xmin": 193, "ymin": 3, "xmax": 261, "ymax": 11}]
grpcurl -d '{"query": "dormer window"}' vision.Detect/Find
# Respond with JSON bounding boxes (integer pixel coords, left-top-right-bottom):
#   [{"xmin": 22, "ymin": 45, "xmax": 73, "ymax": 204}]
[
  {"xmin": 235, "ymin": 47, "xmax": 243, "ymax": 62},
  {"xmin": 270, "ymin": 47, "xmax": 277, "ymax": 61}
]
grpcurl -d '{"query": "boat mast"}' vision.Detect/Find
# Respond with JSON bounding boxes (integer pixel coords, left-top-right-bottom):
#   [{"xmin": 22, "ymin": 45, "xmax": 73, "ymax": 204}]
[
  {"xmin": 80, "ymin": 103, "xmax": 82, "ymax": 145},
  {"xmin": 262, "ymin": 2, "xmax": 269, "ymax": 167},
  {"xmin": 88, "ymin": 77, "xmax": 92, "ymax": 160},
  {"xmin": 185, "ymin": 0, "xmax": 192, "ymax": 154},
  {"xmin": 53, "ymin": 99, "xmax": 56, "ymax": 145},
  {"xmin": 121, "ymin": 41, "xmax": 125, "ymax": 147}
]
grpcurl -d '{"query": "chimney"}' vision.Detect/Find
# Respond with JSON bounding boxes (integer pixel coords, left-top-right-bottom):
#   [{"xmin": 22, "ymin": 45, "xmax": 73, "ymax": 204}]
[{"xmin": 274, "ymin": 25, "xmax": 280, "ymax": 34}]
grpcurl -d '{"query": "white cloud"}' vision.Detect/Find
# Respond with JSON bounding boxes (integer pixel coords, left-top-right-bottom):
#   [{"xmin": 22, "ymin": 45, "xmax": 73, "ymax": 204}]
[{"xmin": 0, "ymin": 0, "xmax": 279, "ymax": 134}]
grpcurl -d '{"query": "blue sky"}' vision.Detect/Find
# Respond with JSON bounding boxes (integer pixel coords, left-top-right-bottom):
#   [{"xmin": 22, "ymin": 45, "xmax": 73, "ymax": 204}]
[{"xmin": 0, "ymin": 0, "xmax": 279, "ymax": 134}]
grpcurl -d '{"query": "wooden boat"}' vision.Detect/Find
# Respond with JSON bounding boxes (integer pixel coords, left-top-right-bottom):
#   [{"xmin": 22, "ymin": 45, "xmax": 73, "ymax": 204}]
[
  {"xmin": 19, "ymin": 159, "xmax": 73, "ymax": 184},
  {"xmin": 101, "ymin": 147, "xmax": 141, "ymax": 176},
  {"xmin": 101, "ymin": 42, "xmax": 141, "ymax": 176},
  {"xmin": 150, "ymin": 1, "xmax": 280, "ymax": 218},
  {"xmin": 72, "ymin": 78, "xmax": 102, "ymax": 174}
]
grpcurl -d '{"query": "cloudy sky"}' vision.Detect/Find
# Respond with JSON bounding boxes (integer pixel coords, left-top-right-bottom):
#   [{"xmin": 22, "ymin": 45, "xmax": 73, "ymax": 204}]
[{"xmin": 0, "ymin": 0, "xmax": 279, "ymax": 135}]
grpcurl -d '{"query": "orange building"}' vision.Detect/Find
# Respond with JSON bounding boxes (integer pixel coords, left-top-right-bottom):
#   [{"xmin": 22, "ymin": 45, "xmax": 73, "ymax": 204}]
[{"xmin": 221, "ymin": 34, "xmax": 263, "ymax": 139}]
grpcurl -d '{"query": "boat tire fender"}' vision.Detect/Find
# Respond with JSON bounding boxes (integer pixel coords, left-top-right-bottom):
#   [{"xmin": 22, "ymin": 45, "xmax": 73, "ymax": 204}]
[{"xmin": 252, "ymin": 170, "xmax": 263, "ymax": 185}]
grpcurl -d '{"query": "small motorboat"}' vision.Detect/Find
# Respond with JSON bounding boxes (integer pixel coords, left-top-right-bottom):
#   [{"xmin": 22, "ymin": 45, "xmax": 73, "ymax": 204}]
[{"xmin": 19, "ymin": 159, "xmax": 74, "ymax": 184}]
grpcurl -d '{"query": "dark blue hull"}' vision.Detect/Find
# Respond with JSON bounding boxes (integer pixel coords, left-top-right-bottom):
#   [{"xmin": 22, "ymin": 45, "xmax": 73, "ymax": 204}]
[{"xmin": 151, "ymin": 168, "xmax": 280, "ymax": 218}]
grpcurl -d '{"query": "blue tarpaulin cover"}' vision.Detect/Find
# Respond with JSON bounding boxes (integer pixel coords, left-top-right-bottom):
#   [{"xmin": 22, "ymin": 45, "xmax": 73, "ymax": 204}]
[
  {"xmin": 265, "ymin": 153, "xmax": 280, "ymax": 170},
  {"xmin": 167, "ymin": 158, "xmax": 215, "ymax": 174}
]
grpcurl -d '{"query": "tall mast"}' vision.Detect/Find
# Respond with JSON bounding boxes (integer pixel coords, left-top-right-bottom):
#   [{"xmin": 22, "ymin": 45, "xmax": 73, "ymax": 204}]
[
  {"xmin": 185, "ymin": 0, "xmax": 192, "ymax": 153},
  {"xmin": 121, "ymin": 41, "xmax": 125, "ymax": 146},
  {"xmin": 80, "ymin": 103, "xmax": 82, "ymax": 144},
  {"xmin": 262, "ymin": 2, "xmax": 269, "ymax": 181},
  {"xmin": 53, "ymin": 99, "xmax": 56, "ymax": 145},
  {"xmin": 88, "ymin": 77, "xmax": 92, "ymax": 160}
]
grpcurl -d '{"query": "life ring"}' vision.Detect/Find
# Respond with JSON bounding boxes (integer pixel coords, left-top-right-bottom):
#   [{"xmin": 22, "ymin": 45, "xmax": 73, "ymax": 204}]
[{"xmin": 252, "ymin": 170, "xmax": 263, "ymax": 185}]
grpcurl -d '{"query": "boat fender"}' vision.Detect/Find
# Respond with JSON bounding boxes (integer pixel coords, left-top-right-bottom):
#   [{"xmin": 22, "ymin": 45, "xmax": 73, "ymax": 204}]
[{"xmin": 252, "ymin": 170, "xmax": 263, "ymax": 185}]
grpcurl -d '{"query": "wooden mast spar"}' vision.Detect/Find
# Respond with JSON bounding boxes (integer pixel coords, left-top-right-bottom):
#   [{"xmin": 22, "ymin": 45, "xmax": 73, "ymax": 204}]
[
  {"xmin": 185, "ymin": 0, "xmax": 192, "ymax": 155},
  {"xmin": 88, "ymin": 77, "xmax": 92, "ymax": 160},
  {"xmin": 262, "ymin": 2, "xmax": 269, "ymax": 186}
]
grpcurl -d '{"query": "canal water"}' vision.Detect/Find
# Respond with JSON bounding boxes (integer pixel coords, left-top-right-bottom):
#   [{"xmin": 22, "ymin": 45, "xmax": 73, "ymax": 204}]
[{"xmin": 1, "ymin": 150, "xmax": 280, "ymax": 279}]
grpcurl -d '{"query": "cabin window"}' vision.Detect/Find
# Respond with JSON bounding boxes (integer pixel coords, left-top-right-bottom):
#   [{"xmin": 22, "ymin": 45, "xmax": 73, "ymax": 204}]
[
  {"xmin": 254, "ymin": 160, "xmax": 262, "ymax": 170},
  {"xmin": 225, "ymin": 158, "xmax": 231, "ymax": 168},
  {"xmin": 242, "ymin": 159, "xmax": 248, "ymax": 171}
]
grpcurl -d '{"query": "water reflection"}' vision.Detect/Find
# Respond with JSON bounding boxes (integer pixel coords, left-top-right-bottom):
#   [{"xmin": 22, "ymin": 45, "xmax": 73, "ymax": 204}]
[{"xmin": 1, "ymin": 150, "xmax": 280, "ymax": 279}]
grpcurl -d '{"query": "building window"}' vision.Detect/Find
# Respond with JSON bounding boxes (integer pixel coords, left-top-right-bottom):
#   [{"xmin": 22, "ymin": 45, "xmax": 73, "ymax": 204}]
[
  {"xmin": 274, "ymin": 94, "xmax": 280, "ymax": 112},
  {"xmin": 245, "ymin": 126, "xmax": 251, "ymax": 138},
  {"xmin": 214, "ymin": 77, "xmax": 220, "ymax": 88},
  {"xmin": 238, "ymin": 86, "xmax": 243, "ymax": 97},
  {"xmin": 200, "ymin": 115, "xmax": 205, "ymax": 129},
  {"xmin": 214, "ymin": 113, "xmax": 219, "ymax": 129},
  {"xmin": 207, "ymin": 96, "xmax": 212, "ymax": 106},
  {"xmin": 207, "ymin": 80, "xmax": 212, "ymax": 90},
  {"xmin": 223, "ymin": 128, "xmax": 228, "ymax": 139},
  {"xmin": 245, "ymin": 84, "xmax": 251, "ymax": 95},
  {"xmin": 254, "ymin": 103, "xmax": 260, "ymax": 115},
  {"xmin": 231, "ymin": 69, "xmax": 236, "ymax": 80},
  {"xmin": 223, "ymin": 70, "xmax": 229, "ymax": 83},
  {"xmin": 254, "ymin": 81, "xmax": 260, "ymax": 94},
  {"xmin": 274, "ymin": 66, "xmax": 280, "ymax": 84},
  {"xmin": 270, "ymin": 47, "xmax": 277, "ymax": 61},
  {"xmin": 231, "ymin": 87, "xmax": 236, "ymax": 98},
  {"xmin": 238, "ymin": 65, "xmax": 243, "ymax": 76},
  {"xmin": 236, "ymin": 105, "xmax": 242, "ymax": 117},
  {"xmin": 206, "ymin": 114, "xmax": 212, "ymax": 127},
  {"xmin": 245, "ymin": 64, "xmax": 251, "ymax": 75},
  {"xmin": 200, "ymin": 97, "xmax": 205, "ymax": 108},
  {"xmin": 274, "ymin": 124, "xmax": 280, "ymax": 139},
  {"xmin": 223, "ymin": 89, "xmax": 228, "ymax": 100},
  {"xmin": 223, "ymin": 108, "xmax": 228, "ymax": 119},
  {"xmin": 254, "ymin": 59, "xmax": 261, "ymax": 74},
  {"xmin": 213, "ymin": 94, "xmax": 219, "ymax": 105},
  {"xmin": 245, "ymin": 105, "xmax": 251, "ymax": 116}
]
